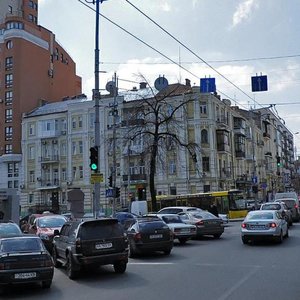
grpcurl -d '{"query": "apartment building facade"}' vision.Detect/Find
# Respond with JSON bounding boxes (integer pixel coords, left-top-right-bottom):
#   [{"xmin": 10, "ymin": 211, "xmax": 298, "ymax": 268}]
[
  {"xmin": 19, "ymin": 81, "xmax": 296, "ymax": 216},
  {"xmin": 0, "ymin": 0, "xmax": 82, "ymax": 190}
]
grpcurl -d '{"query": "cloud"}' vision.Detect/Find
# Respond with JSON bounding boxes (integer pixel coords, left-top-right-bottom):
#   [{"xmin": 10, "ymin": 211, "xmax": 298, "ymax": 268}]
[
  {"xmin": 231, "ymin": 0, "xmax": 259, "ymax": 28},
  {"xmin": 160, "ymin": 2, "xmax": 171, "ymax": 12}
]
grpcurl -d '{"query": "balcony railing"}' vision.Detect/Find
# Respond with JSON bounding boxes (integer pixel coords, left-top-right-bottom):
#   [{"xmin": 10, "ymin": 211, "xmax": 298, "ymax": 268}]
[
  {"xmin": 39, "ymin": 179, "xmax": 60, "ymax": 188},
  {"xmin": 39, "ymin": 155, "xmax": 59, "ymax": 163},
  {"xmin": 123, "ymin": 174, "xmax": 147, "ymax": 182}
]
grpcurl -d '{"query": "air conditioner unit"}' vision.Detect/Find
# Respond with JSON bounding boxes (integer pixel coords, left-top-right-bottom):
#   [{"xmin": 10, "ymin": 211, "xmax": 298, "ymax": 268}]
[
  {"xmin": 0, "ymin": 99, "xmax": 3, "ymax": 103},
  {"xmin": 67, "ymin": 181, "xmax": 72, "ymax": 186},
  {"xmin": 42, "ymin": 165, "xmax": 47, "ymax": 170},
  {"xmin": 52, "ymin": 140, "xmax": 58, "ymax": 144},
  {"xmin": 42, "ymin": 141, "xmax": 47, "ymax": 145},
  {"xmin": 20, "ymin": 184, "xmax": 25, "ymax": 189},
  {"xmin": 61, "ymin": 130, "xmax": 66, "ymax": 135},
  {"xmin": 37, "ymin": 177, "xmax": 41, "ymax": 181}
]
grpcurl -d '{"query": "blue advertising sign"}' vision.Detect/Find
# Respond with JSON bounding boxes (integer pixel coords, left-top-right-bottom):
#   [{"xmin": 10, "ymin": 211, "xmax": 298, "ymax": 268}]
[
  {"xmin": 251, "ymin": 75, "xmax": 268, "ymax": 92},
  {"xmin": 200, "ymin": 78, "xmax": 216, "ymax": 93}
]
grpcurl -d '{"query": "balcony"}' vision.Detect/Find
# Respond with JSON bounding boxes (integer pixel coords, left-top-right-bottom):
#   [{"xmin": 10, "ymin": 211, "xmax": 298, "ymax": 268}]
[
  {"xmin": 121, "ymin": 119, "xmax": 145, "ymax": 127},
  {"xmin": 123, "ymin": 174, "xmax": 147, "ymax": 182},
  {"xmin": 235, "ymin": 150, "xmax": 245, "ymax": 158},
  {"xmin": 37, "ymin": 179, "xmax": 60, "ymax": 190},
  {"xmin": 217, "ymin": 143, "xmax": 230, "ymax": 153},
  {"xmin": 263, "ymin": 132, "xmax": 271, "ymax": 139},
  {"xmin": 216, "ymin": 116, "xmax": 229, "ymax": 129},
  {"xmin": 39, "ymin": 155, "xmax": 59, "ymax": 163}
]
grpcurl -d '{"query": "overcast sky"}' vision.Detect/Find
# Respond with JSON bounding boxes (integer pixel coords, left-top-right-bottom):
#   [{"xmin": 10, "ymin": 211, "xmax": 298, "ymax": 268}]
[{"xmin": 38, "ymin": 0, "xmax": 300, "ymax": 152}]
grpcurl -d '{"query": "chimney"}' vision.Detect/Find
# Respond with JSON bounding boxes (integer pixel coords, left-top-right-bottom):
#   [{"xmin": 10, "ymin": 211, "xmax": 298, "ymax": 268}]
[
  {"xmin": 139, "ymin": 82, "xmax": 147, "ymax": 89},
  {"xmin": 185, "ymin": 78, "xmax": 191, "ymax": 87}
]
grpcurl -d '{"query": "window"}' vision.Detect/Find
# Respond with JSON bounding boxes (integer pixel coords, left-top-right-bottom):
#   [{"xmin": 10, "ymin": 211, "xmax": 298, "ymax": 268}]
[
  {"xmin": 199, "ymin": 102, "xmax": 207, "ymax": 114},
  {"xmin": 28, "ymin": 145, "xmax": 35, "ymax": 159},
  {"xmin": 72, "ymin": 167, "xmax": 77, "ymax": 179},
  {"xmin": 168, "ymin": 160, "xmax": 177, "ymax": 175},
  {"xmin": 201, "ymin": 129, "xmax": 209, "ymax": 144},
  {"xmin": 14, "ymin": 181, "xmax": 19, "ymax": 188},
  {"xmin": 29, "ymin": 1, "xmax": 34, "ymax": 8},
  {"xmin": 72, "ymin": 142, "xmax": 77, "ymax": 155},
  {"xmin": 5, "ymin": 126, "xmax": 13, "ymax": 141},
  {"xmin": 170, "ymin": 186, "xmax": 177, "ymax": 195},
  {"xmin": 6, "ymin": 40, "xmax": 13, "ymax": 49},
  {"xmin": 8, "ymin": 5, "xmax": 13, "ymax": 13},
  {"xmin": 89, "ymin": 113, "xmax": 95, "ymax": 128},
  {"xmin": 202, "ymin": 157, "xmax": 210, "ymax": 172},
  {"xmin": 6, "ymin": 22, "xmax": 23, "ymax": 30},
  {"xmin": 62, "ymin": 168, "xmax": 66, "ymax": 181},
  {"xmin": 29, "ymin": 123, "xmax": 35, "ymax": 135},
  {"xmin": 8, "ymin": 181, "xmax": 13, "ymax": 188},
  {"xmin": 79, "ymin": 166, "xmax": 83, "ymax": 179},
  {"xmin": 72, "ymin": 117, "xmax": 76, "ymax": 129},
  {"xmin": 61, "ymin": 142, "xmax": 67, "ymax": 156},
  {"xmin": 5, "ymin": 74, "xmax": 13, "ymax": 88},
  {"xmin": 5, "ymin": 144, "xmax": 12, "ymax": 154},
  {"xmin": 5, "ymin": 91, "xmax": 13, "ymax": 105},
  {"xmin": 5, "ymin": 57, "xmax": 13, "ymax": 70},
  {"xmin": 29, "ymin": 194, "xmax": 34, "ymax": 204},
  {"xmin": 29, "ymin": 14, "xmax": 33, "ymax": 22},
  {"xmin": 5, "ymin": 109, "xmax": 12, "ymax": 123},
  {"xmin": 29, "ymin": 171, "xmax": 35, "ymax": 183},
  {"xmin": 8, "ymin": 163, "xmax": 18, "ymax": 178},
  {"xmin": 78, "ymin": 116, "xmax": 83, "ymax": 128},
  {"xmin": 79, "ymin": 141, "xmax": 83, "ymax": 154}
]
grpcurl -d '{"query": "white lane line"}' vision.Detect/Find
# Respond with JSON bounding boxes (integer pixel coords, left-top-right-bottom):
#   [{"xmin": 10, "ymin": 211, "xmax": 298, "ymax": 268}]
[
  {"xmin": 217, "ymin": 266, "xmax": 261, "ymax": 300},
  {"xmin": 129, "ymin": 262, "xmax": 175, "ymax": 265}
]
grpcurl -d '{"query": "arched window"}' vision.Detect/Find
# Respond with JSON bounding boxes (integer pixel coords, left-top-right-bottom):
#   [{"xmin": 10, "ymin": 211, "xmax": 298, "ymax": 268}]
[{"xmin": 201, "ymin": 129, "xmax": 208, "ymax": 144}]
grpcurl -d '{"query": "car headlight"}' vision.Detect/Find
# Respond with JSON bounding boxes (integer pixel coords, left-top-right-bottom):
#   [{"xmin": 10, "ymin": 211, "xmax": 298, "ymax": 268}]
[{"xmin": 39, "ymin": 233, "xmax": 50, "ymax": 240}]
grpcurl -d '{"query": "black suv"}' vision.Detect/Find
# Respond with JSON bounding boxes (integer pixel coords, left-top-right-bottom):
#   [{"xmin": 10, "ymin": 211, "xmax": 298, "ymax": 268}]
[{"xmin": 52, "ymin": 218, "xmax": 128, "ymax": 279}]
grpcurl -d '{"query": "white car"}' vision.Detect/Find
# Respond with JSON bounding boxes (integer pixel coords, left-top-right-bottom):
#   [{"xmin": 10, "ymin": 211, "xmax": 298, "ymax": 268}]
[
  {"xmin": 157, "ymin": 206, "xmax": 202, "ymax": 214},
  {"xmin": 155, "ymin": 214, "xmax": 197, "ymax": 244}
]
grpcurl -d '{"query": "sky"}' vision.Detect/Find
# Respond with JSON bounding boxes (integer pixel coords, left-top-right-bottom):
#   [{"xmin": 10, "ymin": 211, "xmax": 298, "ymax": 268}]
[{"xmin": 38, "ymin": 0, "xmax": 300, "ymax": 152}]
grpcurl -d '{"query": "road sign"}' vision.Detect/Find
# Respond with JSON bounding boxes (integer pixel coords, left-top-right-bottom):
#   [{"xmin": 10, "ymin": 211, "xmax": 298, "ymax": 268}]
[
  {"xmin": 106, "ymin": 189, "xmax": 114, "ymax": 197},
  {"xmin": 251, "ymin": 75, "xmax": 268, "ymax": 92},
  {"xmin": 252, "ymin": 176, "xmax": 257, "ymax": 184},
  {"xmin": 200, "ymin": 78, "xmax": 216, "ymax": 93},
  {"xmin": 90, "ymin": 173, "xmax": 103, "ymax": 184}
]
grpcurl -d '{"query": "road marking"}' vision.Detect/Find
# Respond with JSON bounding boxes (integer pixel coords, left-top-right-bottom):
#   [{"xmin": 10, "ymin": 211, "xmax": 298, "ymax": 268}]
[
  {"xmin": 216, "ymin": 266, "xmax": 261, "ymax": 300},
  {"xmin": 129, "ymin": 262, "xmax": 175, "ymax": 265}
]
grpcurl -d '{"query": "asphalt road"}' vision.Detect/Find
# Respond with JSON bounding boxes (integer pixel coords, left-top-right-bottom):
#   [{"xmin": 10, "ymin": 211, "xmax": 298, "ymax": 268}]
[{"xmin": 5, "ymin": 222, "xmax": 300, "ymax": 300}]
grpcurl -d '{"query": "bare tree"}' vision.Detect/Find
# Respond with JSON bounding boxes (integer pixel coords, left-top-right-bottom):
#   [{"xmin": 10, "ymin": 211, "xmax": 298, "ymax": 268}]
[{"xmin": 123, "ymin": 77, "xmax": 199, "ymax": 211}]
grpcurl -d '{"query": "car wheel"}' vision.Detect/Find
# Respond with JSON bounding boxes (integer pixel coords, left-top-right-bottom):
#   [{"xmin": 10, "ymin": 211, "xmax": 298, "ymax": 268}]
[
  {"xmin": 128, "ymin": 242, "xmax": 136, "ymax": 258},
  {"xmin": 114, "ymin": 261, "xmax": 127, "ymax": 274},
  {"xmin": 163, "ymin": 248, "xmax": 172, "ymax": 255},
  {"xmin": 213, "ymin": 233, "xmax": 222, "ymax": 239},
  {"xmin": 242, "ymin": 237, "xmax": 248, "ymax": 244},
  {"xmin": 52, "ymin": 247, "xmax": 62, "ymax": 268},
  {"xmin": 285, "ymin": 229, "xmax": 289, "ymax": 238},
  {"xmin": 66, "ymin": 253, "xmax": 79, "ymax": 279},
  {"xmin": 178, "ymin": 238, "xmax": 187, "ymax": 244},
  {"xmin": 41, "ymin": 280, "xmax": 52, "ymax": 289}
]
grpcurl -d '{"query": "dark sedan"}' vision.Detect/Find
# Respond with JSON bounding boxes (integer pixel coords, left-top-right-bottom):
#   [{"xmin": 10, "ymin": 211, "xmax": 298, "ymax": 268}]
[
  {"xmin": 179, "ymin": 211, "xmax": 224, "ymax": 238},
  {"xmin": 126, "ymin": 217, "xmax": 173, "ymax": 257},
  {"xmin": 0, "ymin": 235, "xmax": 54, "ymax": 293}
]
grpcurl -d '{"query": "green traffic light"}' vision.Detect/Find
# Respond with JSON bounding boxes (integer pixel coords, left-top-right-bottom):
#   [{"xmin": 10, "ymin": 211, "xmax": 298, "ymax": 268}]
[{"xmin": 91, "ymin": 163, "xmax": 98, "ymax": 171}]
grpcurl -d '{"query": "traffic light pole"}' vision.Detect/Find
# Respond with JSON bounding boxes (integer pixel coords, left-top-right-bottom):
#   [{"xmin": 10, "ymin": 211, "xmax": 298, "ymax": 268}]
[{"xmin": 92, "ymin": 0, "xmax": 101, "ymax": 218}]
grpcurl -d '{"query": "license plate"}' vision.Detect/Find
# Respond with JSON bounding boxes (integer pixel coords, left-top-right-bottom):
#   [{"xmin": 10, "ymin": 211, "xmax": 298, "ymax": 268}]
[
  {"xmin": 180, "ymin": 229, "xmax": 190, "ymax": 233},
  {"xmin": 95, "ymin": 242, "xmax": 112, "ymax": 249},
  {"xmin": 149, "ymin": 234, "xmax": 163, "ymax": 239},
  {"xmin": 14, "ymin": 272, "xmax": 37, "ymax": 279}
]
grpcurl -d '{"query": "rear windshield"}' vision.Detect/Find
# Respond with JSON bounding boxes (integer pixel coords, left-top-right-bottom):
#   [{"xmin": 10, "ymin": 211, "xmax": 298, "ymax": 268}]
[
  {"xmin": 1, "ymin": 238, "xmax": 43, "ymax": 253},
  {"xmin": 0, "ymin": 224, "xmax": 21, "ymax": 236},
  {"xmin": 161, "ymin": 216, "xmax": 183, "ymax": 224},
  {"xmin": 191, "ymin": 212, "xmax": 216, "ymax": 219},
  {"xmin": 79, "ymin": 222, "xmax": 124, "ymax": 240},
  {"xmin": 261, "ymin": 204, "xmax": 281, "ymax": 210},
  {"xmin": 138, "ymin": 221, "xmax": 168, "ymax": 230},
  {"xmin": 37, "ymin": 217, "xmax": 66, "ymax": 228},
  {"xmin": 248, "ymin": 213, "xmax": 274, "ymax": 220},
  {"xmin": 278, "ymin": 200, "xmax": 295, "ymax": 208}
]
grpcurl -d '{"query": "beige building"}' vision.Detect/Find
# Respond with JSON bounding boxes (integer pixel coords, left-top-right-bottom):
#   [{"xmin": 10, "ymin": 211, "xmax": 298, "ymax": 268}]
[{"xmin": 20, "ymin": 81, "xmax": 296, "ymax": 215}]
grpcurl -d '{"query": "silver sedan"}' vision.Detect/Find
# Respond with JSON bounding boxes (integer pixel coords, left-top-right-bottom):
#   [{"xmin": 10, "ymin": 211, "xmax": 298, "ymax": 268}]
[{"xmin": 241, "ymin": 210, "xmax": 289, "ymax": 244}]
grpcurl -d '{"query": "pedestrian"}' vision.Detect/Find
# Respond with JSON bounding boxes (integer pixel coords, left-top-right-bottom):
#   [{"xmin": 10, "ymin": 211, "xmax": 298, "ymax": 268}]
[{"xmin": 209, "ymin": 203, "xmax": 219, "ymax": 217}]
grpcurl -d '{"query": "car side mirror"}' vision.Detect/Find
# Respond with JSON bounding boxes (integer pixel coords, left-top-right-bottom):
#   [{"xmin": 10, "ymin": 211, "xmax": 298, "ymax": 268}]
[{"xmin": 54, "ymin": 229, "xmax": 60, "ymax": 236}]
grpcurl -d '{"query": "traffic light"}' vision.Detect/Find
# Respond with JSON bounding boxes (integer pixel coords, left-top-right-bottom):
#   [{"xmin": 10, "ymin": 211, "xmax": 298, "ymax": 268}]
[
  {"xmin": 89, "ymin": 146, "xmax": 98, "ymax": 172},
  {"xmin": 252, "ymin": 185, "xmax": 258, "ymax": 194},
  {"xmin": 115, "ymin": 187, "xmax": 120, "ymax": 198},
  {"xmin": 276, "ymin": 156, "xmax": 281, "ymax": 167},
  {"xmin": 108, "ymin": 175, "xmax": 112, "ymax": 187}
]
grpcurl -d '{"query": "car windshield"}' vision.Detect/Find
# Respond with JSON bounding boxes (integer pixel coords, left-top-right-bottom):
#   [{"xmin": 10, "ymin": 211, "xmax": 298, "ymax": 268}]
[
  {"xmin": 37, "ymin": 217, "xmax": 66, "ymax": 228},
  {"xmin": 261, "ymin": 204, "xmax": 281, "ymax": 210},
  {"xmin": 191, "ymin": 211, "xmax": 216, "ymax": 219},
  {"xmin": 161, "ymin": 216, "xmax": 183, "ymax": 224},
  {"xmin": 0, "ymin": 224, "xmax": 22, "ymax": 236},
  {"xmin": 278, "ymin": 200, "xmax": 295, "ymax": 209},
  {"xmin": 0, "ymin": 237, "xmax": 43, "ymax": 253},
  {"xmin": 248, "ymin": 212, "xmax": 274, "ymax": 220},
  {"xmin": 79, "ymin": 221, "xmax": 124, "ymax": 239},
  {"xmin": 138, "ymin": 221, "xmax": 168, "ymax": 230}
]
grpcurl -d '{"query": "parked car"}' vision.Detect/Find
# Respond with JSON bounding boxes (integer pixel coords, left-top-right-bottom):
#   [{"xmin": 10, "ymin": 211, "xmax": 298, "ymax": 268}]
[
  {"xmin": 275, "ymin": 198, "xmax": 300, "ymax": 222},
  {"xmin": 126, "ymin": 217, "xmax": 173, "ymax": 257},
  {"xmin": 218, "ymin": 214, "xmax": 229, "ymax": 224},
  {"xmin": 260, "ymin": 202, "xmax": 293, "ymax": 226},
  {"xmin": 52, "ymin": 218, "xmax": 128, "ymax": 279},
  {"xmin": 157, "ymin": 206, "xmax": 202, "ymax": 214},
  {"xmin": 113, "ymin": 212, "xmax": 138, "ymax": 229},
  {"xmin": 28, "ymin": 214, "xmax": 67, "ymax": 252},
  {"xmin": 155, "ymin": 214, "xmax": 197, "ymax": 244},
  {"xmin": 0, "ymin": 222, "xmax": 22, "ymax": 238},
  {"xmin": 178, "ymin": 211, "xmax": 224, "ymax": 238},
  {"xmin": 0, "ymin": 235, "xmax": 54, "ymax": 293},
  {"xmin": 241, "ymin": 210, "xmax": 289, "ymax": 244}
]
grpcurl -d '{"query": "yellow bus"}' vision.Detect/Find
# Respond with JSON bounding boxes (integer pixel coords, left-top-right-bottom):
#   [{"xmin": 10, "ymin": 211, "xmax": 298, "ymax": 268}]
[{"xmin": 149, "ymin": 190, "xmax": 248, "ymax": 219}]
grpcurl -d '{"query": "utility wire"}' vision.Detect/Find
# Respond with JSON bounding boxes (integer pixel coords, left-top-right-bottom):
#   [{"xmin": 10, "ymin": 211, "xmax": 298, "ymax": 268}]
[
  {"xmin": 125, "ymin": 0, "xmax": 264, "ymax": 109},
  {"xmin": 77, "ymin": 0, "xmax": 249, "ymax": 110}
]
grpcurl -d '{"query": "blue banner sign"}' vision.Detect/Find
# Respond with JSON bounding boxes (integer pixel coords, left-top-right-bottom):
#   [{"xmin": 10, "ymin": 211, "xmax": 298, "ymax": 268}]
[
  {"xmin": 200, "ymin": 78, "xmax": 216, "ymax": 93},
  {"xmin": 251, "ymin": 75, "xmax": 268, "ymax": 92}
]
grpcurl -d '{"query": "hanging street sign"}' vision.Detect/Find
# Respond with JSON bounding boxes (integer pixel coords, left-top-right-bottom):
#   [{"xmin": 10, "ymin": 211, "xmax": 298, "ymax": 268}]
[
  {"xmin": 200, "ymin": 77, "xmax": 216, "ymax": 93},
  {"xmin": 90, "ymin": 173, "xmax": 103, "ymax": 184},
  {"xmin": 251, "ymin": 75, "xmax": 268, "ymax": 92}
]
